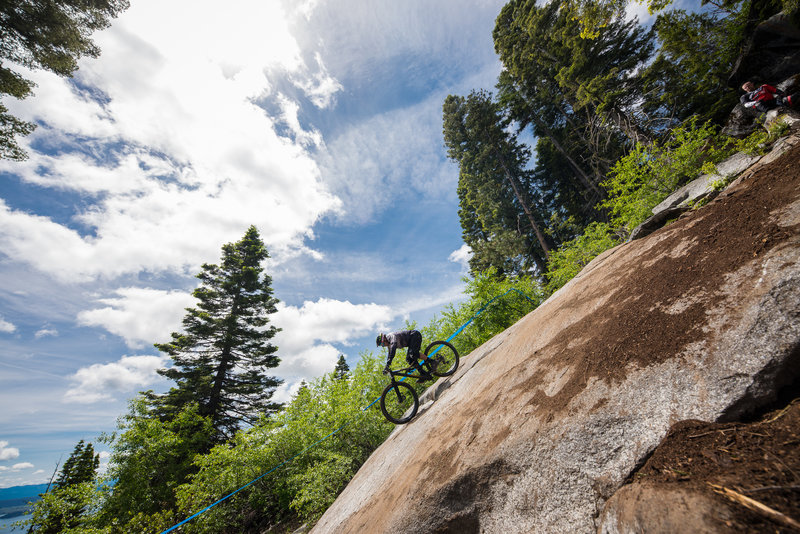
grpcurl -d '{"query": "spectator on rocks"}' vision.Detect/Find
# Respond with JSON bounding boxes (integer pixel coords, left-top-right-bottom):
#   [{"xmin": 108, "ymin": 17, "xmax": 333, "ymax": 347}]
[{"xmin": 740, "ymin": 81, "xmax": 797, "ymax": 113}]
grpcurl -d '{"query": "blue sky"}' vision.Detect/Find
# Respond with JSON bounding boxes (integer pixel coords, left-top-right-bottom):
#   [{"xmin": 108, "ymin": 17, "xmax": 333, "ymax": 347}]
[{"xmin": 0, "ymin": 0, "xmax": 511, "ymax": 487}]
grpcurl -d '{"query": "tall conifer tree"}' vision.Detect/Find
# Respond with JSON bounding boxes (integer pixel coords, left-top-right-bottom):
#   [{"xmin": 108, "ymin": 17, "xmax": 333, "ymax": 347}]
[
  {"xmin": 154, "ymin": 226, "xmax": 282, "ymax": 441},
  {"xmin": 334, "ymin": 355, "xmax": 350, "ymax": 380},
  {"xmin": 54, "ymin": 440, "xmax": 99, "ymax": 489},
  {"xmin": 443, "ymin": 90, "xmax": 552, "ymax": 276}
]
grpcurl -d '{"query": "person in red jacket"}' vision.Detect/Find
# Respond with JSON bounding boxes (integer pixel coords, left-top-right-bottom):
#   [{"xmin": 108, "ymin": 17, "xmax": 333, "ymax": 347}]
[{"xmin": 740, "ymin": 81, "xmax": 797, "ymax": 113}]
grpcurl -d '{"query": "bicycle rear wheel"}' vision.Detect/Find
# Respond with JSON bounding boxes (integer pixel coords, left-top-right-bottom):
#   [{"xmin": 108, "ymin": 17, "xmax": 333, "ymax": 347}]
[
  {"xmin": 380, "ymin": 381, "xmax": 419, "ymax": 424},
  {"xmin": 424, "ymin": 340, "xmax": 459, "ymax": 377}
]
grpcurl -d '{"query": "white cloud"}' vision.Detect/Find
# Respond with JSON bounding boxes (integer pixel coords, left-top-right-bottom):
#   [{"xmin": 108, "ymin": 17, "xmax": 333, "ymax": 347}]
[
  {"xmin": 275, "ymin": 298, "xmax": 393, "ymax": 352},
  {"xmin": 397, "ymin": 283, "xmax": 468, "ymax": 317},
  {"xmin": 0, "ymin": 316, "xmax": 15, "ymax": 333},
  {"xmin": 12, "ymin": 462, "xmax": 34, "ymax": 470},
  {"xmin": 0, "ymin": 441, "xmax": 20, "ymax": 461},
  {"xmin": 0, "ymin": 0, "xmax": 343, "ymax": 283},
  {"xmin": 77, "ymin": 287, "xmax": 196, "ymax": 348},
  {"xmin": 317, "ymin": 96, "xmax": 456, "ymax": 224},
  {"xmin": 271, "ymin": 299, "xmax": 393, "ymax": 394},
  {"xmin": 64, "ymin": 354, "xmax": 169, "ymax": 404},
  {"xmin": 448, "ymin": 244, "xmax": 472, "ymax": 270},
  {"xmin": 292, "ymin": 52, "xmax": 344, "ymax": 109},
  {"xmin": 34, "ymin": 328, "xmax": 58, "ymax": 339}
]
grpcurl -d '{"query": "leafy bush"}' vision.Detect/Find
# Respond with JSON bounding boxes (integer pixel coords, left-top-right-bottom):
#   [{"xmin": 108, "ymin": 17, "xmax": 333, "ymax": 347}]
[
  {"xmin": 419, "ymin": 267, "xmax": 543, "ymax": 359},
  {"xmin": 544, "ymin": 222, "xmax": 620, "ymax": 294},
  {"xmin": 172, "ymin": 353, "xmax": 394, "ymax": 532},
  {"xmin": 600, "ymin": 118, "xmax": 738, "ymax": 232}
]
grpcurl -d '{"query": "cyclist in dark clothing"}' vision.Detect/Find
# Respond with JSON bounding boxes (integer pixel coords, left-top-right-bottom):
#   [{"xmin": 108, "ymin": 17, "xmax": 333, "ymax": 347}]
[
  {"xmin": 740, "ymin": 81, "xmax": 797, "ymax": 113},
  {"xmin": 377, "ymin": 329, "xmax": 433, "ymax": 381}
]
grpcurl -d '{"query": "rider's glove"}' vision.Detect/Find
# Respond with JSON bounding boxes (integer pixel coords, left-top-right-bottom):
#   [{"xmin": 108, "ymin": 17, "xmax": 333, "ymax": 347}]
[{"xmin": 382, "ymin": 366, "xmax": 390, "ymax": 375}]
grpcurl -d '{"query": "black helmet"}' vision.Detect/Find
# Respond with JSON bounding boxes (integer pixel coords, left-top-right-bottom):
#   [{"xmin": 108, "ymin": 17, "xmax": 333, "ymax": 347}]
[{"xmin": 376, "ymin": 333, "xmax": 383, "ymax": 346}]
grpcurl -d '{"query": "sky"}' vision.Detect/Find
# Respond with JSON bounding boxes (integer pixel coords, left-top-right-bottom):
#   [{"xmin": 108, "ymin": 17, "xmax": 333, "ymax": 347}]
[{"xmin": 0, "ymin": 0, "xmax": 513, "ymax": 488}]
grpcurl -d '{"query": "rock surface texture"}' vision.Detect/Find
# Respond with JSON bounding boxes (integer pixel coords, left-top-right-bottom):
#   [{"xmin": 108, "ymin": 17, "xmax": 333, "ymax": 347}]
[{"xmin": 311, "ymin": 142, "xmax": 800, "ymax": 533}]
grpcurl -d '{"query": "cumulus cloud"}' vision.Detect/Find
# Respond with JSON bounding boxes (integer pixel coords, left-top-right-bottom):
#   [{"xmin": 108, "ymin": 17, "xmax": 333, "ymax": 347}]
[
  {"xmin": 64, "ymin": 354, "xmax": 169, "ymax": 404},
  {"xmin": 0, "ymin": 0, "xmax": 343, "ymax": 283},
  {"xmin": 0, "ymin": 441, "xmax": 20, "ymax": 461},
  {"xmin": 317, "ymin": 96, "xmax": 456, "ymax": 224},
  {"xmin": 270, "ymin": 298, "xmax": 393, "ymax": 400},
  {"xmin": 0, "ymin": 316, "xmax": 16, "ymax": 333},
  {"xmin": 12, "ymin": 463, "xmax": 34, "ymax": 470},
  {"xmin": 448, "ymin": 244, "xmax": 472, "ymax": 270},
  {"xmin": 77, "ymin": 287, "xmax": 196, "ymax": 348}
]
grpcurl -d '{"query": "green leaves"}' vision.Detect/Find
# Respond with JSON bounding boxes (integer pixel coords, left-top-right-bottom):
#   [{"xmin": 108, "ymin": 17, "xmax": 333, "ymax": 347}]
[
  {"xmin": 444, "ymin": 90, "xmax": 552, "ymax": 275},
  {"xmin": 97, "ymin": 399, "xmax": 214, "ymax": 525},
  {"xmin": 544, "ymin": 222, "xmax": 620, "ymax": 294},
  {"xmin": 600, "ymin": 118, "xmax": 738, "ymax": 232}
]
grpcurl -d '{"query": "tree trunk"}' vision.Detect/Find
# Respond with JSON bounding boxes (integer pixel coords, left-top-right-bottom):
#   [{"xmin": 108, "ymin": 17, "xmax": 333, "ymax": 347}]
[
  {"xmin": 606, "ymin": 104, "xmax": 652, "ymax": 146},
  {"xmin": 494, "ymin": 149, "xmax": 551, "ymax": 258}
]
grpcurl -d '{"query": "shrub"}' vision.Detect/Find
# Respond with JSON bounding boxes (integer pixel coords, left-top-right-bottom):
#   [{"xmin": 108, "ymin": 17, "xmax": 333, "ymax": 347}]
[{"xmin": 544, "ymin": 222, "xmax": 620, "ymax": 295}]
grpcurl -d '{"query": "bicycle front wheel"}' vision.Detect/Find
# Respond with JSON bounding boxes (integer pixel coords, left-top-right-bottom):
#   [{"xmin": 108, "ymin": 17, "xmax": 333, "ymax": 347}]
[
  {"xmin": 424, "ymin": 340, "xmax": 459, "ymax": 377},
  {"xmin": 380, "ymin": 381, "xmax": 419, "ymax": 424}
]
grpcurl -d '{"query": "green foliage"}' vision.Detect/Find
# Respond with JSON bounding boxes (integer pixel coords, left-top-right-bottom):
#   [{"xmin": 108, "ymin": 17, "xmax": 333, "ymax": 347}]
[
  {"xmin": 21, "ymin": 441, "xmax": 101, "ymax": 534},
  {"xmin": 333, "ymin": 355, "xmax": 350, "ymax": 380},
  {"xmin": 419, "ymin": 268, "xmax": 543, "ymax": 359},
  {"xmin": 599, "ymin": 118, "xmax": 738, "ymax": 232},
  {"xmin": 544, "ymin": 222, "xmax": 620, "ymax": 294},
  {"xmin": 16, "ymin": 482, "xmax": 102, "ymax": 534},
  {"xmin": 55, "ymin": 440, "xmax": 100, "ymax": 490},
  {"xmin": 735, "ymin": 119, "xmax": 791, "ymax": 155},
  {"xmin": 641, "ymin": 7, "xmax": 747, "ymax": 125},
  {"xmin": 443, "ymin": 90, "xmax": 552, "ymax": 275},
  {"xmin": 154, "ymin": 226, "xmax": 283, "ymax": 441},
  {"xmin": 172, "ymin": 354, "xmax": 393, "ymax": 532},
  {"xmin": 0, "ymin": 0, "xmax": 129, "ymax": 160},
  {"xmin": 95, "ymin": 399, "xmax": 213, "ymax": 529}
]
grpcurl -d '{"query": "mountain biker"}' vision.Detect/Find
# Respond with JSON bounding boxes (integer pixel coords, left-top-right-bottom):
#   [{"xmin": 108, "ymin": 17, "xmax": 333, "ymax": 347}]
[
  {"xmin": 377, "ymin": 329, "xmax": 433, "ymax": 382},
  {"xmin": 740, "ymin": 81, "xmax": 797, "ymax": 113}
]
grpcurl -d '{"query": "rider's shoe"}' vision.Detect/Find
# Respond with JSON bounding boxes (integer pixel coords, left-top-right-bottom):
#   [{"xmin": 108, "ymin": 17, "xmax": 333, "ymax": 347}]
[{"xmin": 417, "ymin": 372, "xmax": 433, "ymax": 382}]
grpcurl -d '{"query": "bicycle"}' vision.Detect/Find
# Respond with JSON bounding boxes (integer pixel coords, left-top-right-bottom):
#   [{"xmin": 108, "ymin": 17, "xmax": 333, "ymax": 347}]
[{"xmin": 379, "ymin": 340, "xmax": 459, "ymax": 424}]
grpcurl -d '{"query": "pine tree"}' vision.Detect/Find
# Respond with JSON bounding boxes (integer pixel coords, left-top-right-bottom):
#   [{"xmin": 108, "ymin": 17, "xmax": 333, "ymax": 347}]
[
  {"xmin": 334, "ymin": 355, "xmax": 350, "ymax": 380},
  {"xmin": 0, "ymin": 0, "xmax": 129, "ymax": 160},
  {"xmin": 443, "ymin": 90, "xmax": 552, "ymax": 276},
  {"xmin": 53, "ymin": 440, "xmax": 99, "ymax": 489},
  {"xmin": 494, "ymin": 0, "xmax": 655, "ymax": 147},
  {"xmin": 640, "ymin": 8, "xmax": 745, "ymax": 125},
  {"xmin": 26, "ymin": 440, "xmax": 100, "ymax": 534},
  {"xmin": 154, "ymin": 226, "xmax": 283, "ymax": 441}
]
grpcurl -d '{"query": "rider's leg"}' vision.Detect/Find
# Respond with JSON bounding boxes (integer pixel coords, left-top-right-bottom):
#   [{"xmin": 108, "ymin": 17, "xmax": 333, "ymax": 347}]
[{"xmin": 407, "ymin": 331, "xmax": 432, "ymax": 380}]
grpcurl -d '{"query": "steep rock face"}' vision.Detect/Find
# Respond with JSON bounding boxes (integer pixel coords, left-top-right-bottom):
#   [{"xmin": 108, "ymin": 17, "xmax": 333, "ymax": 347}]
[
  {"xmin": 728, "ymin": 12, "xmax": 800, "ymax": 89},
  {"xmin": 311, "ymin": 144, "xmax": 800, "ymax": 533}
]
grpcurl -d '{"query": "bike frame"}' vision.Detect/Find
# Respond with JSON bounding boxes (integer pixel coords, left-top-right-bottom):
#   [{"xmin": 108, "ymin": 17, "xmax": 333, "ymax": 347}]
[{"xmin": 386, "ymin": 364, "xmax": 425, "ymax": 384}]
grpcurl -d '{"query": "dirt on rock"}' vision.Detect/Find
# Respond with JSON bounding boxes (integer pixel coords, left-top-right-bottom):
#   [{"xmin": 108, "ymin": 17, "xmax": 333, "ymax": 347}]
[
  {"xmin": 530, "ymin": 141, "xmax": 800, "ymax": 415},
  {"xmin": 312, "ymin": 139, "xmax": 800, "ymax": 534},
  {"xmin": 623, "ymin": 395, "xmax": 800, "ymax": 532}
]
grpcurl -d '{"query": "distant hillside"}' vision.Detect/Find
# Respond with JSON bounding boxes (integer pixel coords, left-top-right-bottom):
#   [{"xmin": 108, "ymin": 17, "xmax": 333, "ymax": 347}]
[
  {"xmin": 0, "ymin": 484, "xmax": 48, "ymax": 501},
  {"xmin": 0, "ymin": 484, "xmax": 47, "ymax": 522}
]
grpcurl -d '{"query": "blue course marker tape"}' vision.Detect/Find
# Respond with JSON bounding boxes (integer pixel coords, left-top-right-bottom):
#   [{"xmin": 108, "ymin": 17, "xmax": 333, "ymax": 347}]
[{"xmin": 159, "ymin": 288, "xmax": 536, "ymax": 533}]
